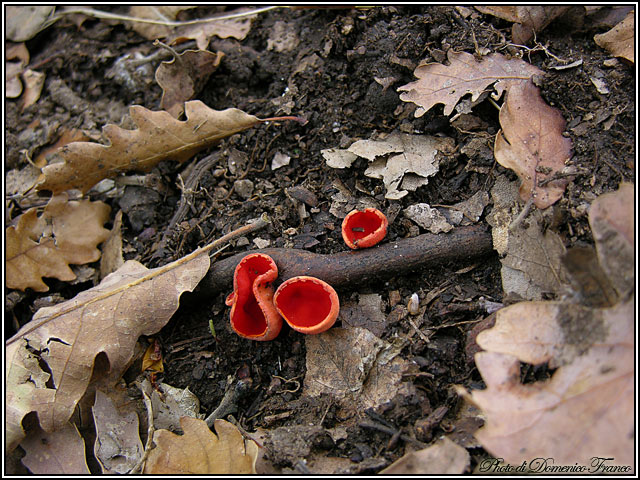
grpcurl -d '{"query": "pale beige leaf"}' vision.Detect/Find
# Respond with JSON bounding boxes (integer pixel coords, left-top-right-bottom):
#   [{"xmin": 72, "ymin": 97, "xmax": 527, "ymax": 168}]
[
  {"xmin": 156, "ymin": 49, "xmax": 224, "ymax": 118},
  {"xmin": 588, "ymin": 183, "xmax": 634, "ymax": 298},
  {"xmin": 144, "ymin": 417, "xmax": 258, "ymax": 474},
  {"xmin": 5, "ymin": 250, "xmax": 210, "ymax": 452},
  {"xmin": 594, "ymin": 11, "xmax": 634, "ymax": 63},
  {"xmin": 380, "ymin": 437, "xmax": 470, "ymax": 474},
  {"xmin": 6, "ymin": 193, "xmax": 111, "ymax": 292},
  {"xmin": 466, "ymin": 298, "xmax": 634, "ymax": 467},
  {"xmin": 398, "ymin": 51, "xmax": 542, "ymax": 117},
  {"xmin": 20, "ymin": 422, "xmax": 90, "ymax": 474},
  {"xmin": 20, "ymin": 68, "xmax": 46, "ymax": 110},
  {"xmin": 37, "ymin": 100, "xmax": 261, "ymax": 194},
  {"xmin": 6, "ymin": 5, "xmax": 57, "ymax": 42},
  {"xmin": 494, "ymin": 79, "xmax": 573, "ymax": 209},
  {"xmin": 6, "ymin": 61, "xmax": 24, "ymax": 98},
  {"xmin": 92, "ymin": 390, "xmax": 143, "ymax": 474}
]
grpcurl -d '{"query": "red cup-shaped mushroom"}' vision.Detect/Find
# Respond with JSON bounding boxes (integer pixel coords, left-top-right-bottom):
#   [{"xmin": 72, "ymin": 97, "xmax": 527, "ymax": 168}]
[
  {"xmin": 273, "ymin": 276, "xmax": 340, "ymax": 334},
  {"xmin": 341, "ymin": 207, "xmax": 388, "ymax": 249},
  {"xmin": 225, "ymin": 253, "xmax": 283, "ymax": 341}
]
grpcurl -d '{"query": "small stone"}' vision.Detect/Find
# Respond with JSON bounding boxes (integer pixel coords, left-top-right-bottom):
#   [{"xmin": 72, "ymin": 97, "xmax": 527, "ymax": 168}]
[{"xmin": 233, "ymin": 179, "xmax": 254, "ymax": 199}]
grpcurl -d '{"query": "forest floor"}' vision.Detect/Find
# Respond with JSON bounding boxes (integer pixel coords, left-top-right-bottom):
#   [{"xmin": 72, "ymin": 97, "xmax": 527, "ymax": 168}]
[{"xmin": 5, "ymin": 5, "xmax": 635, "ymax": 474}]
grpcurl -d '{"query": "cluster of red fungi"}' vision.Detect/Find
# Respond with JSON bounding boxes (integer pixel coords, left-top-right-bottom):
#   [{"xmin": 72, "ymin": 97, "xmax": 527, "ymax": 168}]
[{"xmin": 226, "ymin": 208, "xmax": 389, "ymax": 340}]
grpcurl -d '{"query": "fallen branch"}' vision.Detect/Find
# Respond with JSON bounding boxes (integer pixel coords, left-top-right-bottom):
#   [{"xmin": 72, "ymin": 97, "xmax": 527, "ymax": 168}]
[{"xmin": 200, "ymin": 225, "xmax": 493, "ymax": 295}]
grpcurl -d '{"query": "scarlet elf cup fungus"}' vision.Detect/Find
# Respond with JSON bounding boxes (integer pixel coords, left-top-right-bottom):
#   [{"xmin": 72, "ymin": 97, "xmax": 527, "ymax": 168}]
[
  {"xmin": 274, "ymin": 276, "xmax": 340, "ymax": 334},
  {"xmin": 341, "ymin": 207, "xmax": 388, "ymax": 249},
  {"xmin": 225, "ymin": 253, "xmax": 282, "ymax": 341}
]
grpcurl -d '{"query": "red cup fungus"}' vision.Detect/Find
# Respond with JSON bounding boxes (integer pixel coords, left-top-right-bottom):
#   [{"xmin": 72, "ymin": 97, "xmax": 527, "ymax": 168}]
[
  {"xmin": 341, "ymin": 207, "xmax": 388, "ymax": 249},
  {"xmin": 225, "ymin": 253, "xmax": 282, "ymax": 341},
  {"xmin": 274, "ymin": 276, "xmax": 340, "ymax": 335}
]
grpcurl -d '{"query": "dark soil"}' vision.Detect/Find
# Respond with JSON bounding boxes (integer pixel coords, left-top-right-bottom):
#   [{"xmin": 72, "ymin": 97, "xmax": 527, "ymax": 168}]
[{"xmin": 5, "ymin": 6, "xmax": 635, "ymax": 474}]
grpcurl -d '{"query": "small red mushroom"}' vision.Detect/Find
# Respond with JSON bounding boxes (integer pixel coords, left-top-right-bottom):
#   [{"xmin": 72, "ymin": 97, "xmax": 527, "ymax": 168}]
[
  {"xmin": 341, "ymin": 207, "xmax": 388, "ymax": 249},
  {"xmin": 225, "ymin": 253, "xmax": 282, "ymax": 341},
  {"xmin": 273, "ymin": 276, "xmax": 340, "ymax": 334}
]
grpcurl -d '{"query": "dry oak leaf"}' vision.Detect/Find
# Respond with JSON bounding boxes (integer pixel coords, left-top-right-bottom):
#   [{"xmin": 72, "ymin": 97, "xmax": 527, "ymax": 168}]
[
  {"xmin": 167, "ymin": 8, "xmax": 254, "ymax": 50},
  {"xmin": 380, "ymin": 436, "xmax": 470, "ymax": 474},
  {"xmin": 594, "ymin": 10, "xmax": 634, "ymax": 63},
  {"xmin": 588, "ymin": 182, "xmax": 634, "ymax": 298},
  {"xmin": 156, "ymin": 49, "xmax": 224, "ymax": 118},
  {"xmin": 475, "ymin": 6, "xmax": 570, "ymax": 44},
  {"xmin": 5, "ymin": 249, "xmax": 210, "ymax": 452},
  {"xmin": 37, "ymin": 101, "xmax": 264, "ymax": 194},
  {"xmin": 20, "ymin": 422, "xmax": 90, "ymax": 474},
  {"xmin": 6, "ymin": 193, "xmax": 110, "ymax": 292},
  {"xmin": 128, "ymin": 6, "xmax": 196, "ymax": 41},
  {"xmin": 461, "ymin": 298, "xmax": 634, "ymax": 468},
  {"xmin": 397, "ymin": 50, "xmax": 542, "ymax": 117},
  {"xmin": 144, "ymin": 417, "xmax": 259, "ymax": 474},
  {"xmin": 494, "ymin": 79, "xmax": 572, "ymax": 209}
]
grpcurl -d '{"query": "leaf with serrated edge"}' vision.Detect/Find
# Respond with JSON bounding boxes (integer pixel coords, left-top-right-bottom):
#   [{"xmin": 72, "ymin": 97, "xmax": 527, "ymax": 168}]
[
  {"xmin": 5, "ymin": 250, "xmax": 210, "ymax": 452},
  {"xmin": 37, "ymin": 101, "xmax": 262, "ymax": 194},
  {"xmin": 6, "ymin": 193, "xmax": 110, "ymax": 292},
  {"xmin": 144, "ymin": 418, "xmax": 258, "ymax": 474},
  {"xmin": 494, "ymin": 79, "xmax": 572, "ymax": 209},
  {"xmin": 398, "ymin": 50, "xmax": 542, "ymax": 117}
]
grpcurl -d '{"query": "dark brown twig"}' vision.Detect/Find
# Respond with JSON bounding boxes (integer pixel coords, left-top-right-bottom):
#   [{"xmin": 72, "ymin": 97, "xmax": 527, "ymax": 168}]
[{"xmin": 200, "ymin": 225, "xmax": 493, "ymax": 295}]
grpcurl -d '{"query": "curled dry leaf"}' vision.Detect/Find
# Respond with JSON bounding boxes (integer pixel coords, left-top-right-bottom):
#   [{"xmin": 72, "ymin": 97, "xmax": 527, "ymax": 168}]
[
  {"xmin": 156, "ymin": 49, "xmax": 224, "ymax": 118},
  {"xmin": 494, "ymin": 79, "xmax": 573, "ymax": 209},
  {"xmin": 37, "ymin": 101, "xmax": 262, "ymax": 194},
  {"xmin": 397, "ymin": 51, "xmax": 542, "ymax": 117},
  {"xmin": 594, "ymin": 11, "xmax": 634, "ymax": 63},
  {"xmin": 6, "ymin": 193, "xmax": 110, "ymax": 292},
  {"xmin": 475, "ymin": 6, "xmax": 570, "ymax": 44},
  {"xmin": 144, "ymin": 417, "xmax": 259, "ymax": 474},
  {"xmin": 5, "ymin": 249, "xmax": 210, "ymax": 452}
]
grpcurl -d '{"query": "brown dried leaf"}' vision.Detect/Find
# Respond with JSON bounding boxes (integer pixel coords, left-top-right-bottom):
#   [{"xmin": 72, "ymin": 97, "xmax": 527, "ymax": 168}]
[
  {"xmin": 37, "ymin": 101, "xmax": 261, "ymax": 194},
  {"xmin": 397, "ymin": 51, "xmax": 542, "ymax": 117},
  {"xmin": 476, "ymin": 6, "xmax": 570, "ymax": 44},
  {"xmin": 304, "ymin": 327, "xmax": 415, "ymax": 413},
  {"xmin": 168, "ymin": 8, "xmax": 254, "ymax": 50},
  {"xmin": 20, "ymin": 69, "xmax": 46, "ymax": 111},
  {"xmin": 128, "ymin": 6, "xmax": 195, "ymax": 40},
  {"xmin": 6, "ymin": 193, "xmax": 111, "ymax": 292},
  {"xmin": 34, "ymin": 128, "xmax": 91, "ymax": 168},
  {"xmin": 588, "ymin": 183, "xmax": 634, "ymax": 298},
  {"xmin": 144, "ymin": 417, "xmax": 259, "ymax": 474},
  {"xmin": 92, "ymin": 390, "xmax": 143, "ymax": 474},
  {"xmin": 20, "ymin": 422, "xmax": 90, "ymax": 474},
  {"xmin": 494, "ymin": 79, "xmax": 572, "ymax": 209},
  {"xmin": 464, "ymin": 298, "xmax": 634, "ymax": 467},
  {"xmin": 380, "ymin": 437, "xmax": 470, "ymax": 474},
  {"xmin": 99, "ymin": 210, "xmax": 125, "ymax": 280},
  {"xmin": 156, "ymin": 49, "xmax": 224, "ymax": 118},
  {"xmin": 5, "ymin": 250, "xmax": 210, "ymax": 452},
  {"xmin": 594, "ymin": 11, "xmax": 634, "ymax": 63}
]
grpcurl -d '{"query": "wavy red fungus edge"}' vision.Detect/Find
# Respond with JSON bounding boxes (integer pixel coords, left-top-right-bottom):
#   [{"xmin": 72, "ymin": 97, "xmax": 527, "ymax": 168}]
[
  {"xmin": 225, "ymin": 253, "xmax": 283, "ymax": 341},
  {"xmin": 341, "ymin": 207, "xmax": 388, "ymax": 249},
  {"xmin": 273, "ymin": 276, "xmax": 340, "ymax": 335}
]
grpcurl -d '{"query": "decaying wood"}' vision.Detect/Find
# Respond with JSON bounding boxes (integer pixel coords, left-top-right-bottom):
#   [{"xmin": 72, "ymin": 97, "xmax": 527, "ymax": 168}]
[{"xmin": 201, "ymin": 225, "xmax": 493, "ymax": 294}]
